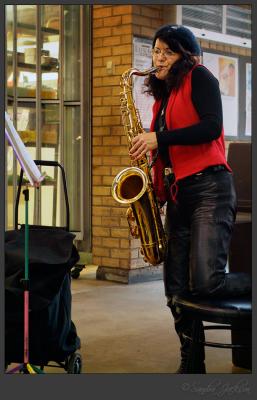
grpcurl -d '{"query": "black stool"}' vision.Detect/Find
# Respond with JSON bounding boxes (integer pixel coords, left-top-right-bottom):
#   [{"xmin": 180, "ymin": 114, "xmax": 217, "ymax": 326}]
[{"xmin": 172, "ymin": 295, "xmax": 252, "ymax": 373}]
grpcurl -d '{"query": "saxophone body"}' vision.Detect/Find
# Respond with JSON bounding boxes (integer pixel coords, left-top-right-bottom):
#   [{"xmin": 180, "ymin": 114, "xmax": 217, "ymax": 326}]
[{"xmin": 111, "ymin": 67, "xmax": 167, "ymax": 266}]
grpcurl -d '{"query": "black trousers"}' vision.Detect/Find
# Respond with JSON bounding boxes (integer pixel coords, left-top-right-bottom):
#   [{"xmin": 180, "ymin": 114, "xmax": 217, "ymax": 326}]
[
  {"xmin": 164, "ymin": 169, "xmax": 251, "ymax": 366},
  {"xmin": 164, "ymin": 169, "xmax": 251, "ymax": 299}
]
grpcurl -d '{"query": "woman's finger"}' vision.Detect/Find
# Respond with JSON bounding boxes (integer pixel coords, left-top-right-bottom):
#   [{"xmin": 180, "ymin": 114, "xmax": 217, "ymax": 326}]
[
  {"xmin": 130, "ymin": 143, "xmax": 145, "ymax": 159},
  {"xmin": 133, "ymin": 144, "xmax": 148, "ymax": 160},
  {"xmin": 130, "ymin": 140, "xmax": 144, "ymax": 156}
]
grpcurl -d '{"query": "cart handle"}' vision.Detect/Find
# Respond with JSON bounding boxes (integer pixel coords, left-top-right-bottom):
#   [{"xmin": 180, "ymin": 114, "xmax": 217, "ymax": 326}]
[{"xmin": 15, "ymin": 160, "xmax": 70, "ymax": 231}]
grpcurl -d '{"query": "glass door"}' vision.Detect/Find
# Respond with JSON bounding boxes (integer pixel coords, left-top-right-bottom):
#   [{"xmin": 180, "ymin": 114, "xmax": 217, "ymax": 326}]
[
  {"xmin": 63, "ymin": 5, "xmax": 82, "ymax": 232},
  {"xmin": 39, "ymin": 5, "xmax": 62, "ymax": 227},
  {"xmin": 5, "ymin": 5, "xmax": 89, "ymax": 238}
]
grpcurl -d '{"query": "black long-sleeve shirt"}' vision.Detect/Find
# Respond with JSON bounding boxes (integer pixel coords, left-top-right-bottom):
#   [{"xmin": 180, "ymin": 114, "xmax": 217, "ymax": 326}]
[{"xmin": 155, "ymin": 65, "xmax": 223, "ymax": 148}]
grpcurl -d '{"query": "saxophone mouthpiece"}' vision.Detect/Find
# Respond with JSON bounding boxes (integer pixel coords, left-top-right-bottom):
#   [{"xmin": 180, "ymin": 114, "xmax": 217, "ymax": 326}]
[{"xmin": 150, "ymin": 66, "xmax": 159, "ymax": 74}]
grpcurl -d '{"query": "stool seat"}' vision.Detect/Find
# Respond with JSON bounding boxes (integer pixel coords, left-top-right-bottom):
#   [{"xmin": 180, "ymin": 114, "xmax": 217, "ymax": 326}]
[
  {"xmin": 172, "ymin": 294, "xmax": 252, "ymax": 372},
  {"xmin": 173, "ymin": 295, "xmax": 251, "ymax": 324}
]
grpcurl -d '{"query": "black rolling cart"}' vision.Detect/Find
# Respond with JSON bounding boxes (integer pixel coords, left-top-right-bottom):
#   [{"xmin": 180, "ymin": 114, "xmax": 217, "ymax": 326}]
[{"xmin": 5, "ymin": 160, "xmax": 82, "ymax": 373}]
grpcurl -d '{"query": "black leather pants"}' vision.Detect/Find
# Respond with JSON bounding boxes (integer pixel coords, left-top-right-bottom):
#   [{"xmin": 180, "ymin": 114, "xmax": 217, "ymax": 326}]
[
  {"xmin": 164, "ymin": 169, "xmax": 251, "ymax": 370},
  {"xmin": 164, "ymin": 169, "xmax": 251, "ymax": 299}
]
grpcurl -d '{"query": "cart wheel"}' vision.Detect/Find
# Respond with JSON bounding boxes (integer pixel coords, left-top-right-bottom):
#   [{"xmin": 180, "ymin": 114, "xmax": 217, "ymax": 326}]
[
  {"xmin": 71, "ymin": 267, "xmax": 80, "ymax": 279},
  {"xmin": 67, "ymin": 353, "xmax": 82, "ymax": 374}
]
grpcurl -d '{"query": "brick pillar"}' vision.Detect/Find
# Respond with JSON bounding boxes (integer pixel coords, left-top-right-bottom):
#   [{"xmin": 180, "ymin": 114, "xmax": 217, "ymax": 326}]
[
  {"xmin": 92, "ymin": 5, "xmax": 132, "ymax": 283},
  {"xmin": 92, "ymin": 5, "xmax": 166, "ymax": 283}
]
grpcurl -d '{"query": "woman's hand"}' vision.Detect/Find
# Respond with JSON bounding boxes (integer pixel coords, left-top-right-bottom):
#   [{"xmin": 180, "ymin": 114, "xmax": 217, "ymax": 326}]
[{"xmin": 129, "ymin": 131, "xmax": 158, "ymax": 161}]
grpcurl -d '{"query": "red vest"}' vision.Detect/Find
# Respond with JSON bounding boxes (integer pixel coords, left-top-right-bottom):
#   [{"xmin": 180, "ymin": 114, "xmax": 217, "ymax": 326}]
[{"xmin": 150, "ymin": 64, "xmax": 231, "ymax": 203}]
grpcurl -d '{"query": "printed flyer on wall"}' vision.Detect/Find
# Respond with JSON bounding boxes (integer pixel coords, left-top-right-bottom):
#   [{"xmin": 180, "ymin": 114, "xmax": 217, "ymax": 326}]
[
  {"xmin": 133, "ymin": 37, "xmax": 154, "ymax": 131},
  {"xmin": 203, "ymin": 52, "xmax": 239, "ymax": 137}
]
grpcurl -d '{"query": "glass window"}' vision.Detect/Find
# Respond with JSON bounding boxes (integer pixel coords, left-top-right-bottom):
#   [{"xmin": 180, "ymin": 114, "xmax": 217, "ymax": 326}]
[
  {"xmin": 181, "ymin": 5, "xmax": 251, "ymax": 40},
  {"xmin": 17, "ymin": 102, "xmax": 37, "ymax": 150},
  {"xmin": 64, "ymin": 5, "xmax": 81, "ymax": 101},
  {"xmin": 41, "ymin": 104, "xmax": 60, "ymax": 158},
  {"xmin": 182, "ymin": 5, "xmax": 223, "ymax": 33},
  {"xmin": 39, "ymin": 167, "xmax": 65, "ymax": 228},
  {"xmin": 41, "ymin": 5, "xmax": 60, "ymax": 100},
  {"xmin": 226, "ymin": 5, "xmax": 251, "ymax": 39},
  {"xmin": 6, "ymin": 5, "xmax": 14, "ymax": 98},
  {"xmin": 40, "ymin": 104, "xmax": 62, "ymax": 227},
  {"xmin": 6, "ymin": 103, "xmax": 14, "ymax": 230},
  {"xmin": 16, "ymin": 5, "xmax": 37, "ymax": 98},
  {"xmin": 16, "ymin": 102, "xmax": 37, "ymax": 225}
]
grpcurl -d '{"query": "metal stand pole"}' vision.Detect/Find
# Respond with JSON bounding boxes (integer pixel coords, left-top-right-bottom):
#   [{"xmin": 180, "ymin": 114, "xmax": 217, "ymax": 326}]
[{"xmin": 6, "ymin": 187, "xmax": 44, "ymax": 374}]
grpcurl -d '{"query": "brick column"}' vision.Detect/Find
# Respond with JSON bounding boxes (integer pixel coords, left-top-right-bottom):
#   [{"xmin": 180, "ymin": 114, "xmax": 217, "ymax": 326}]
[
  {"xmin": 91, "ymin": 5, "xmax": 165, "ymax": 283},
  {"xmin": 92, "ymin": 5, "xmax": 132, "ymax": 283}
]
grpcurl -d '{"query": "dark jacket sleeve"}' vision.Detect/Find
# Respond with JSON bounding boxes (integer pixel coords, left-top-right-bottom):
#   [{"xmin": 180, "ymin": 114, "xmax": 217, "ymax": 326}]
[{"xmin": 156, "ymin": 65, "xmax": 223, "ymax": 147}]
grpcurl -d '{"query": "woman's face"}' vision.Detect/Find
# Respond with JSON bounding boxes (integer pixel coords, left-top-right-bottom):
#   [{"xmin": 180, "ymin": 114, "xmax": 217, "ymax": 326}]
[{"xmin": 152, "ymin": 38, "xmax": 181, "ymax": 80}]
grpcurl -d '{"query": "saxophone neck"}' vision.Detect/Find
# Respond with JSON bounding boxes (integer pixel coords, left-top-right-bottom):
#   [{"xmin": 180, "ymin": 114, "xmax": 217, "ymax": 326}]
[
  {"xmin": 128, "ymin": 66, "xmax": 158, "ymax": 78},
  {"xmin": 121, "ymin": 66, "xmax": 158, "ymax": 87}
]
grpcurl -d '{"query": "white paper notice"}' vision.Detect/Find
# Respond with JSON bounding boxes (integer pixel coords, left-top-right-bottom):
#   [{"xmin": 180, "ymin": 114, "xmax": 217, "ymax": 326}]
[
  {"xmin": 203, "ymin": 52, "xmax": 239, "ymax": 137},
  {"xmin": 133, "ymin": 37, "xmax": 154, "ymax": 130}
]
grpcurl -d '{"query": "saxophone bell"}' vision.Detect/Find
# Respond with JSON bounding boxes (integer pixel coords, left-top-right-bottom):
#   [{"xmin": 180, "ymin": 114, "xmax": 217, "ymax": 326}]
[{"xmin": 112, "ymin": 166, "xmax": 148, "ymax": 205}]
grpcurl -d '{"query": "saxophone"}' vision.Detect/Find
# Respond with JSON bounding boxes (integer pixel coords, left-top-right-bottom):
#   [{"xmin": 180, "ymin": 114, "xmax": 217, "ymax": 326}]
[{"xmin": 111, "ymin": 67, "xmax": 167, "ymax": 266}]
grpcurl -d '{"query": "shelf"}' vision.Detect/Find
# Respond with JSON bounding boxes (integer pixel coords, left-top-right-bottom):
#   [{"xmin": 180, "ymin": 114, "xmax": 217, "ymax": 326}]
[
  {"xmin": 7, "ymin": 60, "xmax": 59, "ymax": 72},
  {"xmin": 16, "ymin": 61, "xmax": 59, "ymax": 72},
  {"xmin": 7, "ymin": 96, "xmax": 61, "ymax": 104},
  {"xmin": 17, "ymin": 62, "xmax": 36, "ymax": 71},
  {"xmin": 41, "ymin": 64, "xmax": 59, "ymax": 72},
  {"xmin": 17, "ymin": 22, "xmax": 59, "ymax": 36},
  {"xmin": 7, "ymin": 88, "xmax": 58, "ymax": 99},
  {"xmin": 19, "ymin": 129, "xmax": 58, "ymax": 145}
]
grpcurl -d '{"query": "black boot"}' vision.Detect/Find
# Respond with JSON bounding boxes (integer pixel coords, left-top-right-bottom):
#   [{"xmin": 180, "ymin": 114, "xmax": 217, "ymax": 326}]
[
  {"xmin": 175, "ymin": 338, "xmax": 192, "ymax": 374},
  {"xmin": 168, "ymin": 298, "xmax": 206, "ymax": 374}
]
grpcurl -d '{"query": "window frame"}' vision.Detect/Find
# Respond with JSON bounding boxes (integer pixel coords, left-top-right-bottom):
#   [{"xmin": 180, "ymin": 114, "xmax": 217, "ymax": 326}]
[{"xmin": 177, "ymin": 5, "xmax": 251, "ymax": 49}]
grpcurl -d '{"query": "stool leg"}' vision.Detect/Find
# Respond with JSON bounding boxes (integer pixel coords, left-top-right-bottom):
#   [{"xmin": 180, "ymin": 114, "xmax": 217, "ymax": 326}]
[
  {"xmin": 186, "ymin": 319, "xmax": 206, "ymax": 374},
  {"xmin": 231, "ymin": 321, "xmax": 252, "ymax": 370}
]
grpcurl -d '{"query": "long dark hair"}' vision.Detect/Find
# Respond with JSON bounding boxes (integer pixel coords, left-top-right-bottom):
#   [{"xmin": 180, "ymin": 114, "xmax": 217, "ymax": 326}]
[{"xmin": 145, "ymin": 39, "xmax": 200, "ymax": 100}]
